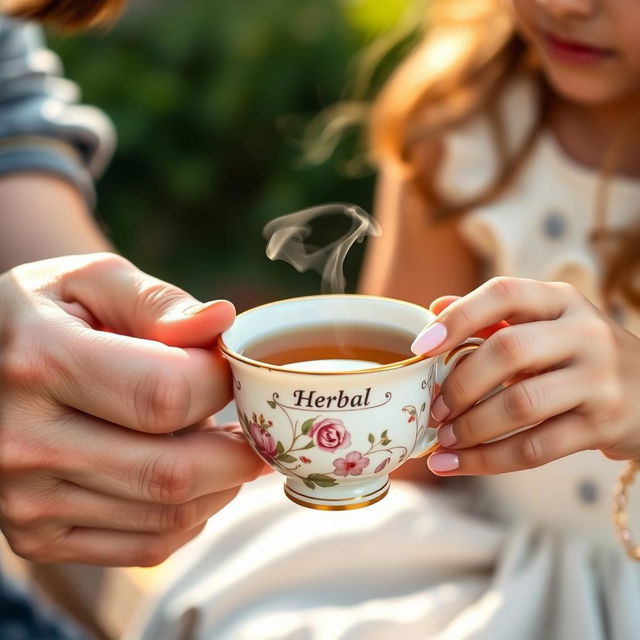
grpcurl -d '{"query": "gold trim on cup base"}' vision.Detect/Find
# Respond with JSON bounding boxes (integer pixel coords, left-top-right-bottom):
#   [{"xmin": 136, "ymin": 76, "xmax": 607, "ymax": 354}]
[{"xmin": 283, "ymin": 481, "xmax": 390, "ymax": 511}]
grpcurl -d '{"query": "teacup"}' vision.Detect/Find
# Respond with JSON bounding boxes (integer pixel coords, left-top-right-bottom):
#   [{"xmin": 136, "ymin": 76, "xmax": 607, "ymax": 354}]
[{"xmin": 218, "ymin": 295, "xmax": 480, "ymax": 510}]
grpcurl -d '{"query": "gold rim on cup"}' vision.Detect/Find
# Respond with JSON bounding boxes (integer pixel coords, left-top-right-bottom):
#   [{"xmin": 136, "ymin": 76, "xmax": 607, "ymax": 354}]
[{"xmin": 217, "ymin": 294, "xmax": 433, "ymax": 376}]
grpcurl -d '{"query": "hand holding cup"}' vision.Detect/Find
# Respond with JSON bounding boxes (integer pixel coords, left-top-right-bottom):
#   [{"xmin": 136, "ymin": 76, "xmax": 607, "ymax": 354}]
[
  {"xmin": 412, "ymin": 277, "xmax": 640, "ymax": 476},
  {"xmin": 0, "ymin": 253, "xmax": 263, "ymax": 565}
]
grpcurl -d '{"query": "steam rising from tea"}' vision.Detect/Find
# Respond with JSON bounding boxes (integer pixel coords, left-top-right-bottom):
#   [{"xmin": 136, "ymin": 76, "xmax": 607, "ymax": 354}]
[
  {"xmin": 260, "ymin": 204, "xmax": 397, "ymax": 371},
  {"xmin": 263, "ymin": 203, "xmax": 380, "ymax": 293}
]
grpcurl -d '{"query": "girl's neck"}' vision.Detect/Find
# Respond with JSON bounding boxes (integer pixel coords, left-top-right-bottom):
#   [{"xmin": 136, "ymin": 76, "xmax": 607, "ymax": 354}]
[{"xmin": 548, "ymin": 92, "xmax": 640, "ymax": 179}]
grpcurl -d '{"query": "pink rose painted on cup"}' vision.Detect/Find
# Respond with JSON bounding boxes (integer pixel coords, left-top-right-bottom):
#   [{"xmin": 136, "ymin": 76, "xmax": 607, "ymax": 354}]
[
  {"xmin": 250, "ymin": 423, "xmax": 277, "ymax": 459},
  {"xmin": 308, "ymin": 417, "xmax": 351, "ymax": 452}
]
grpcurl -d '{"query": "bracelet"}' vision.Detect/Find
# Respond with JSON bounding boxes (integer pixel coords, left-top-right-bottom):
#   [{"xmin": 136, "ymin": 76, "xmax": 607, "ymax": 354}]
[{"xmin": 613, "ymin": 459, "xmax": 640, "ymax": 561}]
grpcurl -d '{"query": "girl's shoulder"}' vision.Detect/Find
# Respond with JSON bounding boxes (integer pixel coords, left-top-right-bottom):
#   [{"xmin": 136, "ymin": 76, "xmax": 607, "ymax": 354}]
[
  {"xmin": 434, "ymin": 73, "xmax": 541, "ymax": 203},
  {"xmin": 441, "ymin": 75, "xmax": 640, "ymax": 331},
  {"xmin": 435, "ymin": 72, "xmax": 640, "ymax": 205}
]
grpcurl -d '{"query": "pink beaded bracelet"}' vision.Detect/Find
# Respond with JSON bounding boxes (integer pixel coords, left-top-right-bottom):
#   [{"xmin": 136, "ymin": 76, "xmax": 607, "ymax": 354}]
[{"xmin": 613, "ymin": 460, "xmax": 640, "ymax": 561}]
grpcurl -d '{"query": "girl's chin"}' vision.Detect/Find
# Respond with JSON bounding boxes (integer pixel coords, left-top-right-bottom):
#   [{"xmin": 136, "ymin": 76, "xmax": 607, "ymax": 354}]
[{"xmin": 544, "ymin": 67, "xmax": 640, "ymax": 107}]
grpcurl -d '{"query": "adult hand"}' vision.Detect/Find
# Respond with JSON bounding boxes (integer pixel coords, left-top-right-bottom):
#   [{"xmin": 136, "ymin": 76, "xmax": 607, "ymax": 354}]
[
  {"xmin": 0, "ymin": 253, "xmax": 264, "ymax": 566},
  {"xmin": 411, "ymin": 277, "xmax": 640, "ymax": 476}
]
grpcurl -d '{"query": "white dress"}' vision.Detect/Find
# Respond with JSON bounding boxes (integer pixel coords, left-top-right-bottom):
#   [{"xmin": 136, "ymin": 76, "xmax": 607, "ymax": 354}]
[{"xmin": 126, "ymin": 79, "xmax": 640, "ymax": 640}]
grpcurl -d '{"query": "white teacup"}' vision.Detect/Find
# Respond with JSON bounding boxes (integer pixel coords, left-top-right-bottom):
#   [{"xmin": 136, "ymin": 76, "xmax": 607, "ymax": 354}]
[{"xmin": 219, "ymin": 295, "xmax": 480, "ymax": 510}]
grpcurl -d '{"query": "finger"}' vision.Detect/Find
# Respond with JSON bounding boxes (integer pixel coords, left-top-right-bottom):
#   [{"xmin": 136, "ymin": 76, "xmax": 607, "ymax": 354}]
[
  {"xmin": 429, "ymin": 296, "xmax": 460, "ymax": 315},
  {"xmin": 55, "ymin": 523, "xmax": 207, "ymax": 566},
  {"xmin": 429, "ymin": 295, "xmax": 509, "ymax": 340},
  {"xmin": 428, "ymin": 412, "xmax": 594, "ymax": 476},
  {"xmin": 36, "ymin": 482, "xmax": 240, "ymax": 533},
  {"xmin": 50, "ymin": 326, "xmax": 232, "ymax": 432},
  {"xmin": 437, "ymin": 368, "xmax": 586, "ymax": 449},
  {"xmin": 435, "ymin": 321, "xmax": 577, "ymax": 422},
  {"xmin": 57, "ymin": 253, "xmax": 236, "ymax": 347},
  {"xmin": 177, "ymin": 416, "xmax": 220, "ymax": 434},
  {"xmin": 413, "ymin": 277, "xmax": 572, "ymax": 355},
  {"xmin": 57, "ymin": 417, "xmax": 263, "ymax": 503}
]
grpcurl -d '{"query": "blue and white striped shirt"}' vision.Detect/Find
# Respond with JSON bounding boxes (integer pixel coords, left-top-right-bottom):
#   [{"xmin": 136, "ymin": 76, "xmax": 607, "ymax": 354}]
[{"xmin": 0, "ymin": 17, "xmax": 114, "ymax": 206}]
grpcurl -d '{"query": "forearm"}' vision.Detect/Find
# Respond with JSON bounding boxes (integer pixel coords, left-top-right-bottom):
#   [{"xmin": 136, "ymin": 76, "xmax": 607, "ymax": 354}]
[
  {"xmin": 0, "ymin": 172, "xmax": 114, "ymax": 271},
  {"xmin": 359, "ymin": 167, "xmax": 480, "ymax": 305}
]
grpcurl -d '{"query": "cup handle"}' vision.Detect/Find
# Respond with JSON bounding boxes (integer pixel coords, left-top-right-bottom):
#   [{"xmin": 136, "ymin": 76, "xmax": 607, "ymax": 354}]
[{"xmin": 412, "ymin": 338, "xmax": 485, "ymax": 458}]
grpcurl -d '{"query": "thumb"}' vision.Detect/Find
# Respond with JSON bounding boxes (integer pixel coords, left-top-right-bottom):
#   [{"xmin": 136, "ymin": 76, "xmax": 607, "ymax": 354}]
[
  {"xmin": 148, "ymin": 297, "xmax": 236, "ymax": 348},
  {"xmin": 61, "ymin": 253, "xmax": 235, "ymax": 347}
]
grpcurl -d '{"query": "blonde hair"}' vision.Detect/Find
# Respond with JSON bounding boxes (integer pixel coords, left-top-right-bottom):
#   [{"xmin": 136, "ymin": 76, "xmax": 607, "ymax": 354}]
[
  {"xmin": 2, "ymin": 0, "xmax": 124, "ymax": 29},
  {"xmin": 369, "ymin": 0, "xmax": 640, "ymax": 308},
  {"xmin": 369, "ymin": 0, "xmax": 543, "ymax": 212}
]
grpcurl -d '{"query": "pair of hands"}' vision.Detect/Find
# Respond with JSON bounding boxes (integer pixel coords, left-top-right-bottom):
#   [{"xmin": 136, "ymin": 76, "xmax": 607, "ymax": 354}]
[
  {"xmin": 421, "ymin": 277, "xmax": 640, "ymax": 476},
  {"xmin": 0, "ymin": 253, "xmax": 264, "ymax": 566},
  {"xmin": 3, "ymin": 257, "xmax": 638, "ymax": 565}
]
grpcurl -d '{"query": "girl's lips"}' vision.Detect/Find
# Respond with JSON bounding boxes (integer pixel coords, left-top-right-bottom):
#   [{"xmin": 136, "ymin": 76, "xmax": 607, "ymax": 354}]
[{"xmin": 543, "ymin": 32, "xmax": 616, "ymax": 65}]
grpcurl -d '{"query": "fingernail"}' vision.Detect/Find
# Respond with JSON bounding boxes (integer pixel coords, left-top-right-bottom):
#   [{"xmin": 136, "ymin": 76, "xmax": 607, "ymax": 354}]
[
  {"xmin": 437, "ymin": 422, "xmax": 457, "ymax": 448},
  {"xmin": 428, "ymin": 452, "xmax": 459, "ymax": 473},
  {"xmin": 411, "ymin": 322, "xmax": 447, "ymax": 354},
  {"xmin": 431, "ymin": 394, "xmax": 451, "ymax": 422},
  {"xmin": 183, "ymin": 300, "xmax": 227, "ymax": 316}
]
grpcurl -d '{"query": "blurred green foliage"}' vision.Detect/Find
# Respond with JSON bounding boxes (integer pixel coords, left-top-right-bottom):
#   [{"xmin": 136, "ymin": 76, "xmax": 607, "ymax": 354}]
[{"xmin": 49, "ymin": 0, "xmax": 415, "ymax": 309}]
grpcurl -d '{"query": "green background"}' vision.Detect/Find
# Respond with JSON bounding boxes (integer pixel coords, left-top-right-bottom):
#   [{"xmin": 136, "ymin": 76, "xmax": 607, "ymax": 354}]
[{"xmin": 50, "ymin": 0, "xmax": 416, "ymax": 310}]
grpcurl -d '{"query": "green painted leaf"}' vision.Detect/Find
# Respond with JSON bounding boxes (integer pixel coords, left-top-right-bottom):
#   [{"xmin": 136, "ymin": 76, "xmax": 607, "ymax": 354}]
[
  {"xmin": 302, "ymin": 441, "xmax": 315, "ymax": 450},
  {"xmin": 301, "ymin": 417, "xmax": 315, "ymax": 435},
  {"xmin": 315, "ymin": 478, "xmax": 339, "ymax": 488},
  {"xmin": 420, "ymin": 402, "xmax": 426, "ymax": 413},
  {"xmin": 368, "ymin": 433, "xmax": 375, "ymax": 444},
  {"xmin": 267, "ymin": 400, "xmax": 277, "ymax": 409},
  {"xmin": 381, "ymin": 429, "xmax": 388, "ymax": 439},
  {"xmin": 308, "ymin": 473, "xmax": 338, "ymax": 487},
  {"xmin": 276, "ymin": 441, "xmax": 285, "ymax": 455},
  {"xmin": 277, "ymin": 454, "xmax": 297, "ymax": 463},
  {"xmin": 303, "ymin": 478, "xmax": 316, "ymax": 490},
  {"xmin": 381, "ymin": 438, "xmax": 391, "ymax": 446}
]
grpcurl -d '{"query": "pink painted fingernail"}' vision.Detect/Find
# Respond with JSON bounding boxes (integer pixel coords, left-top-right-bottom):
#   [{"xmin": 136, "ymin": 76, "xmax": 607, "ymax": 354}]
[
  {"xmin": 431, "ymin": 394, "xmax": 451, "ymax": 422},
  {"xmin": 428, "ymin": 452, "xmax": 460, "ymax": 473},
  {"xmin": 411, "ymin": 322, "xmax": 447, "ymax": 355},
  {"xmin": 438, "ymin": 422, "xmax": 457, "ymax": 448}
]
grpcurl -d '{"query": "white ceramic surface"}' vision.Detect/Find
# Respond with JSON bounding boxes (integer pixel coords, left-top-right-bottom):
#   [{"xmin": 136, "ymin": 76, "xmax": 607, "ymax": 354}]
[{"xmin": 220, "ymin": 295, "xmax": 477, "ymax": 510}]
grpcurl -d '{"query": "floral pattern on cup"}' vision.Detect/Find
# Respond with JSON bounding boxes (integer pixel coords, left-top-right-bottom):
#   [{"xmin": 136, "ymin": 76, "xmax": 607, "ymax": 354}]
[
  {"xmin": 238, "ymin": 393, "xmax": 430, "ymax": 492},
  {"xmin": 308, "ymin": 417, "xmax": 351, "ymax": 452},
  {"xmin": 333, "ymin": 451, "xmax": 370, "ymax": 477},
  {"xmin": 248, "ymin": 415, "xmax": 277, "ymax": 460}
]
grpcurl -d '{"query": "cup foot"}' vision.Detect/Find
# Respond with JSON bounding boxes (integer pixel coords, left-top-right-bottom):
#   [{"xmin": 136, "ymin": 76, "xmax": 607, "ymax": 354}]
[{"xmin": 283, "ymin": 476, "xmax": 390, "ymax": 511}]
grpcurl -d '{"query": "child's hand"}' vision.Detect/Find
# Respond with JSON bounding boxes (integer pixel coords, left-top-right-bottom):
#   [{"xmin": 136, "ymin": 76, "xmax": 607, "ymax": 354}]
[
  {"xmin": 428, "ymin": 295, "xmax": 509, "ymax": 339},
  {"xmin": 412, "ymin": 277, "xmax": 640, "ymax": 475},
  {"xmin": 0, "ymin": 253, "xmax": 264, "ymax": 565}
]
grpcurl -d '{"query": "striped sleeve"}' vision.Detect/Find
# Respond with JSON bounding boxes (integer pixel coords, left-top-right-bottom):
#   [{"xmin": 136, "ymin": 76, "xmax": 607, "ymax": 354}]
[{"xmin": 0, "ymin": 16, "xmax": 115, "ymax": 206}]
